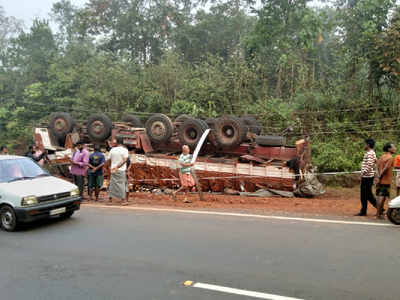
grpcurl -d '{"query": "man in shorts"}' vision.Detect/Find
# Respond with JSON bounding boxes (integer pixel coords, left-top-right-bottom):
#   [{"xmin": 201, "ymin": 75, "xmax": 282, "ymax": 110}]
[
  {"xmin": 172, "ymin": 145, "xmax": 195, "ymax": 203},
  {"xmin": 376, "ymin": 143, "xmax": 396, "ymax": 219},
  {"xmin": 108, "ymin": 136, "xmax": 129, "ymax": 205},
  {"xmin": 88, "ymin": 144, "xmax": 105, "ymax": 201}
]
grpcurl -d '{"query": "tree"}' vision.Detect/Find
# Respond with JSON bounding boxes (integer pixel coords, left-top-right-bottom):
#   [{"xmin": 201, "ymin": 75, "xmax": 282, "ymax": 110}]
[
  {"xmin": 372, "ymin": 6, "xmax": 400, "ymax": 90},
  {"xmin": 174, "ymin": 4, "xmax": 255, "ymax": 63}
]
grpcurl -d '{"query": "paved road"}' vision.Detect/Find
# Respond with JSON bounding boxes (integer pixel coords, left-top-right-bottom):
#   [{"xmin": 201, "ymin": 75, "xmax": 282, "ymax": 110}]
[{"xmin": 1, "ymin": 206, "xmax": 400, "ymax": 300}]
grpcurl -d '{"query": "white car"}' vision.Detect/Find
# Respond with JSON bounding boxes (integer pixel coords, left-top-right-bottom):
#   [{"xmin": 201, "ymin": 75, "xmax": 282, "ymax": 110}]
[{"xmin": 0, "ymin": 155, "xmax": 81, "ymax": 231}]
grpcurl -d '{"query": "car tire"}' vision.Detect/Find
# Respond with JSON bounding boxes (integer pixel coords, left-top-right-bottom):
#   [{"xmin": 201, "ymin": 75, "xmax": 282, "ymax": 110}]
[
  {"xmin": 122, "ymin": 114, "xmax": 143, "ymax": 128},
  {"xmin": 0, "ymin": 205, "xmax": 18, "ymax": 232},
  {"xmin": 49, "ymin": 112, "xmax": 75, "ymax": 140},
  {"xmin": 145, "ymin": 113, "xmax": 174, "ymax": 143},
  {"xmin": 87, "ymin": 113, "xmax": 113, "ymax": 142},
  {"xmin": 178, "ymin": 118, "xmax": 208, "ymax": 148},
  {"xmin": 61, "ymin": 211, "xmax": 74, "ymax": 219},
  {"xmin": 255, "ymin": 135, "xmax": 286, "ymax": 147},
  {"xmin": 214, "ymin": 116, "xmax": 246, "ymax": 148},
  {"xmin": 387, "ymin": 208, "xmax": 400, "ymax": 225}
]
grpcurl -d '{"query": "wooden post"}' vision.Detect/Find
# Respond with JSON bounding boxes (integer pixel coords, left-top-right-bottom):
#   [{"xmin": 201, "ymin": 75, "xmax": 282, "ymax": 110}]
[{"xmin": 191, "ymin": 169, "xmax": 204, "ymax": 201}]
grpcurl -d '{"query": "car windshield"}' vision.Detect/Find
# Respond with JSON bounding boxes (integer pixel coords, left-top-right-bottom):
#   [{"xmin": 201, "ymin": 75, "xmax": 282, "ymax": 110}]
[{"xmin": 0, "ymin": 158, "xmax": 50, "ymax": 183}]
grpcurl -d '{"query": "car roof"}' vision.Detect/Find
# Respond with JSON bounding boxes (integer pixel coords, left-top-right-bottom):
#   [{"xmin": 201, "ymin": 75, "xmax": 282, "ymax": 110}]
[{"xmin": 0, "ymin": 155, "xmax": 26, "ymax": 161}]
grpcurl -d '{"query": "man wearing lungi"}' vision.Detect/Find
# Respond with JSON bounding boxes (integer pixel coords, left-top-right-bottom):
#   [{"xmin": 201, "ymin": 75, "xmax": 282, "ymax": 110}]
[
  {"xmin": 108, "ymin": 136, "xmax": 129, "ymax": 205},
  {"xmin": 172, "ymin": 145, "xmax": 195, "ymax": 203}
]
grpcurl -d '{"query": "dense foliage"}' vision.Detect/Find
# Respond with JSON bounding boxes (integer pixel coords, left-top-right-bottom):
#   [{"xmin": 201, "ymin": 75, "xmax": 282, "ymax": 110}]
[{"xmin": 1, "ymin": 0, "xmax": 400, "ymax": 172}]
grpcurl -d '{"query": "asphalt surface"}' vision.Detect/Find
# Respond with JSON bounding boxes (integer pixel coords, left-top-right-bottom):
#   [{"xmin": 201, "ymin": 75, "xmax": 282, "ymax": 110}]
[{"xmin": 1, "ymin": 206, "xmax": 400, "ymax": 300}]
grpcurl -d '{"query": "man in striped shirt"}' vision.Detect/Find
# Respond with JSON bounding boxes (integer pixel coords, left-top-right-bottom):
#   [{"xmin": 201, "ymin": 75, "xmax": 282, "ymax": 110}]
[{"xmin": 355, "ymin": 138, "xmax": 377, "ymax": 216}]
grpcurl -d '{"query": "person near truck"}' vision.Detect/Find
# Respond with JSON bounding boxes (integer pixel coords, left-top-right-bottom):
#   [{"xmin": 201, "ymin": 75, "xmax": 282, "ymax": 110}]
[
  {"xmin": 25, "ymin": 145, "xmax": 47, "ymax": 165},
  {"xmin": 1, "ymin": 145, "xmax": 8, "ymax": 155},
  {"xmin": 376, "ymin": 143, "xmax": 396, "ymax": 219},
  {"xmin": 355, "ymin": 138, "xmax": 377, "ymax": 216},
  {"xmin": 393, "ymin": 153, "xmax": 400, "ymax": 196},
  {"xmin": 87, "ymin": 144, "xmax": 105, "ymax": 201},
  {"xmin": 70, "ymin": 141, "xmax": 89, "ymax": 199},
  {"xmin": 172, "ymin": 145, "xmax": 195, "ymax": 203},
  {"xmin": 108, "ymin": 136, "xmax": 129, "ymax": 205}
]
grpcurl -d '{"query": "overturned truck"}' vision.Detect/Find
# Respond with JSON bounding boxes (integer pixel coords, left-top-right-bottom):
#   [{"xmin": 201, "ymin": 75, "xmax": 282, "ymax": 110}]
[{"xmin": 35, "ymin": 112, "xmax": 321, "ymax": 197}]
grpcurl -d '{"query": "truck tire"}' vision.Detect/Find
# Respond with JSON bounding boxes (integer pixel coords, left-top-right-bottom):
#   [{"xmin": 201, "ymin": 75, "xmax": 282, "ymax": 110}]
[
  {"xmin": 145, "ymin": 113, "xmax": 174, "ymax": 143},
  {"xmin": 122, "ymin": 114, "xmax": 143, "ymax": 128},
  {"xmin": 241, "ymin": 116, "xmax": 261, "ymax": 135},
  {"xmin": 49, "ymin": 112, "xmax": 74, "ymax": 140},
  {"xmin": 255, "ymin": 135, "xmax": 286, "ymax": 147},
  {"xmin": 175, "ymin": 114, "xmax": 192, "ymax": 123},
  {"xmin": 214, "ymin": 116, "xmax": 246, "ymax": 148},
  {"xmin": 178, "ymin": 118, "xmax": 208, "ymax": 148},
  {"xmin": 87, "ymin": 113, "xmax": 112, "ymax": 142}
]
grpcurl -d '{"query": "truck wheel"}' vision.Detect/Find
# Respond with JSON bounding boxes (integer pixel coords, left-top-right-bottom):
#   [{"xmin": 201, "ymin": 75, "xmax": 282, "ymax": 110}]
[
  {"xmin": 49, "ymin": 112, "xmax": 74, "ymax": 140},
  {"xmin": 122, "ymin": 114, "xmax": 143, "ymax": 128},
  {"xmin": 87, "ymin": 113, "xmax": 113, "ymax": 142},
  {"xmin": 0, "ymin": 205, "xmax": 17, "ymax": 232},
  {"xmin": 175, "ymin": 114, "xmax": 192, "ymax": 123},
  {"xmin": 145, "ymin": 113, "xmax": 174, "ymax": 143},
  {"xmin": 241, "ymin": 116, "xmax": 261, "ymax": 135},
  {"xmin": 178, "ymin": 118, "xmax": 208, "ymax": 148},
  {"xmin": 387, "ymin": 208, "xmax": 400, "ymax": 225},
  {"xmin": 255, "ymin": 135, "xmax": 286, "ymax": 147},
  {"xmin": 214, "ymin": 116, "xmax": 246, "ymax": 148}
]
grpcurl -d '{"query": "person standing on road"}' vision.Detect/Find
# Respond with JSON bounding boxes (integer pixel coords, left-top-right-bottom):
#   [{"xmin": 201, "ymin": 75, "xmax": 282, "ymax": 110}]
[
  {"xmin": 70, "ymin": 141, "xmax": 89, "ymax": 199},
  {"xmin": 393, "ymin": 153, "xmax": 400, "ymax": 196},
  {"xmin": 88, "ymin": 144, "xmax": 105, "ymax": 201},
  {"xmin": 108, "ymin": 137, "xmax": 129, "ymax": 205},
  {"xmin": 355, "ymin": 138, "xmax": 377, "ymax": 216},
  {"xmin": 172, "ymin": 145, "xmax": 195, "ymax": 203},
  {"xmin": 125, "ymin": 156, "xmax": 133, "ymax": 203},
  {"xmin": 1, "ymin": 145, "xmax": 8, "ymax": 155},
  {"xmin": 376, "ymin": 143, "xmax": 396, "ymax": 219}
]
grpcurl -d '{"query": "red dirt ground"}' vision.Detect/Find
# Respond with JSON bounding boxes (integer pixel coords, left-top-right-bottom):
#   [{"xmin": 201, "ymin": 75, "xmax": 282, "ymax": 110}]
[{"xmin": 87, "ymin": 186, "xmax": 390, "ymax": 221}]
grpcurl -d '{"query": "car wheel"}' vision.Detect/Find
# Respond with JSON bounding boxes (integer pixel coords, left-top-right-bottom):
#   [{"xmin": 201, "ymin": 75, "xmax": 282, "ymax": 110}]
[
  {"xmin": 0, "ymin": 205, "xmax": 18, "ymax": 232},
  {"xmin": 61, "ymin": 211, "xmax": 74, "ymax": 219},
  {"xmin": 387, "ymin": 208, "xmax": 400, "ymax": 225}
]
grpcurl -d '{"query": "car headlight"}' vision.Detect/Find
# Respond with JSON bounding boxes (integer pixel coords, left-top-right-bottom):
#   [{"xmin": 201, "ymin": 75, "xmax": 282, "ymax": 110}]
[
  {"xmin": 22, "ymin": 196, "xmax": 38, "ymax": 206},
  {"xmin": 70, "ymin": 188, "xmax": 79, "ymax": 197}
]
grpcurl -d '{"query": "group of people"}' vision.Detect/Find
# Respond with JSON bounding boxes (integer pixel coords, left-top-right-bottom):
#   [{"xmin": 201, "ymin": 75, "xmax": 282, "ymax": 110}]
[
  {"xmin": 357, "ymin": 138, "xmax": 399, "ymax": 219},
  {"xmin": 69, "ymin": 138, "xmax": 195, "ymax": 204},
  {"xmin": 68, "ymin": 138, "xmax": 131, "ymax": 205}
]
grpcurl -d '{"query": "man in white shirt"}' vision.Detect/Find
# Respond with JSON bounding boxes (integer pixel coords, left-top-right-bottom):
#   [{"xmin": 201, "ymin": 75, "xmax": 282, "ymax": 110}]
[{"xmin": 108, "ymin": 136, "xmax": 129, "ymax": 205}]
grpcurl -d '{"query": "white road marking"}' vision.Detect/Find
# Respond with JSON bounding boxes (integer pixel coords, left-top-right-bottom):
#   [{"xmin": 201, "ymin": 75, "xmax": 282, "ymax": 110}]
[
  {"xmin": 189, "ymin": 282, "xmax": 304, "ymax": 300},
  {"xmin": 84, "ymin": 204, "xmax": 394, "ymax": 227}
]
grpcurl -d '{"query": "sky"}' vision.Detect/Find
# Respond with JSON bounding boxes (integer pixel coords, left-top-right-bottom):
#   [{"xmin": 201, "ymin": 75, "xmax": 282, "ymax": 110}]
[
  {"xmin": 0, "ymin": 0, "xmax": 88, "ymax": 29},
  {"xmin": 1, "ymin": 0, "xmax": 330, "ymax": 30}
]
